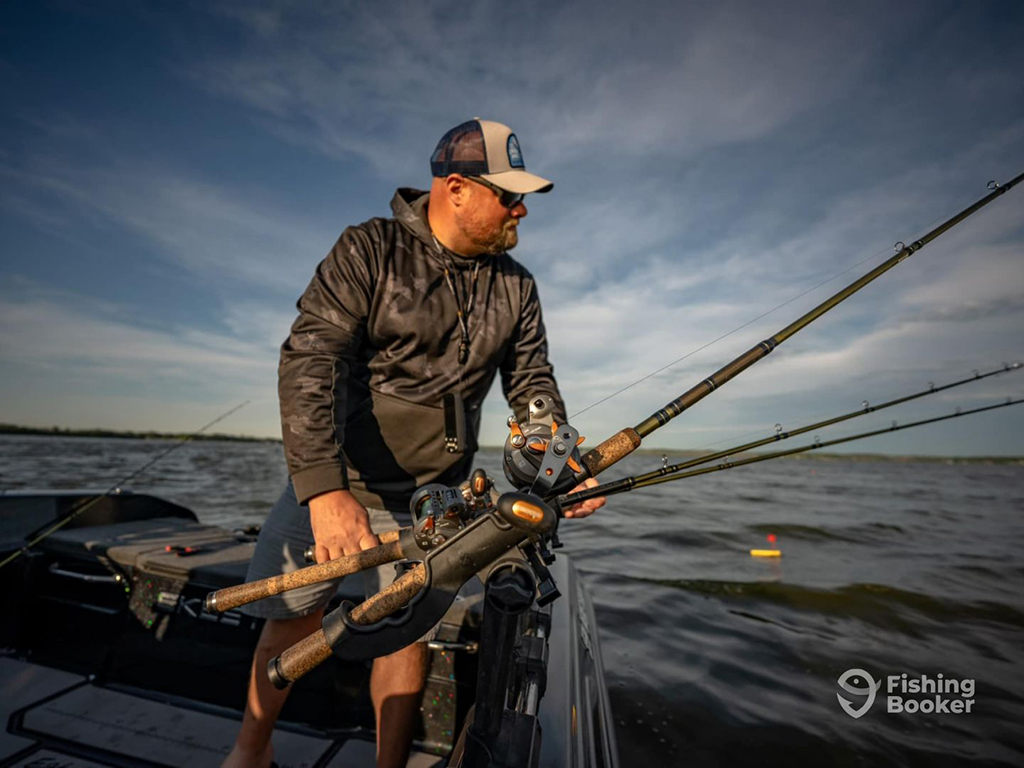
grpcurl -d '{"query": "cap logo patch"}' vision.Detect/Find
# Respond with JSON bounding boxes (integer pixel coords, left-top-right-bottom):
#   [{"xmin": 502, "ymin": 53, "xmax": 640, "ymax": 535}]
[{"xmin": 507, "ymin": 134, "xmax": 525, "ymax": 168}]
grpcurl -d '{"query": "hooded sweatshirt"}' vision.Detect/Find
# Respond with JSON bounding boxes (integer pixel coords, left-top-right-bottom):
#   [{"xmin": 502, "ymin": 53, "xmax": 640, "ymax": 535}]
[{"xmin": 279, "ymin": 188, "xmax": 566, "ymax": 511}]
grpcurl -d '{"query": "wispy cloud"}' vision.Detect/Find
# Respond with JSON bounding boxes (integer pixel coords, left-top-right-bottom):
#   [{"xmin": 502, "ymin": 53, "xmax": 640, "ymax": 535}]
[
  {"xmin": 0, "ymin": 284, "xmax": 283, "ymax": 435},
  {"xmin": 2, "ymin": 155, "xmax": 332, "ymax": 295},
  {"xmin": 188, "ymin": 0, "xmax": 916, "ymax": 175},
  {"xmin": 2, "ymin": 0, "xmax": 1022, "ymax": 454}
]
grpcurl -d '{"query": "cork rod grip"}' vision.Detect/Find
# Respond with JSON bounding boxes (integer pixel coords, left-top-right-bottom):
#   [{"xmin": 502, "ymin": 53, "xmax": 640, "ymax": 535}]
[
  {"xmin": 268, "ymin": 563, "xmax": 429, "ymax": 688},
  {"xmin": 206, "ymin": 537, "xmax": 405, "ymax": 613},
  {"xmin": 349, "ymin": 563, "xmax": 428, "ymax": 625},
  {"xmin": 269, "ymin": 628, "xmax": 333, "ymax": 688},
  {"xmin": 580, "ymin": 428, "xmax": 641, "ymax": 478}
]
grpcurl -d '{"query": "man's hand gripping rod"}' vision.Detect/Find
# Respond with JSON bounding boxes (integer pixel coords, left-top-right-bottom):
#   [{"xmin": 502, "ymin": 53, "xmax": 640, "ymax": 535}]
[
  {"xmin": 204, "ymin": 529, "xmax": 405, "ymax": 614},
  {"xmin": 204, "ymin": 473, "xmax": 497, "ymax": 615}
]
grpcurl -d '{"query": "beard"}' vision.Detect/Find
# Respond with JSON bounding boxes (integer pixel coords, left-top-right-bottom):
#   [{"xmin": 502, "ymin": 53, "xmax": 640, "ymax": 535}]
[{"xmin": 456, "ymin": 209, "xmax": 519, "ymax": 255}]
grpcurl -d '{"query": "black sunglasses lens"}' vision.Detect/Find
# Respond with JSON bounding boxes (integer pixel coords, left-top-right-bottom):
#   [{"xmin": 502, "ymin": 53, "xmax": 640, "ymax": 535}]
[{"xmin": 470, "ymin": 177, "xmax": 523, "ymax": 208}]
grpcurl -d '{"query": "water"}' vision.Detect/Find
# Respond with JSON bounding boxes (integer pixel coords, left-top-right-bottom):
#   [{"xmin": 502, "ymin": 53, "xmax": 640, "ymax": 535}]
[{"xmin": 3, "ymin": 435, "xmax": 1023, "ymax": 766}]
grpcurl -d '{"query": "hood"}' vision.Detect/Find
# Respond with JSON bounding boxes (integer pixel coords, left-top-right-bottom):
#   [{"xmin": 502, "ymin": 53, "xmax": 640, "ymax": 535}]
[
  {"xmin": 391, "ymin": 188, "xmax": 434, "ymax": 247},
  {"xmin": 391, "ymin": 187, "xmax": 490, "ymax": 267}
]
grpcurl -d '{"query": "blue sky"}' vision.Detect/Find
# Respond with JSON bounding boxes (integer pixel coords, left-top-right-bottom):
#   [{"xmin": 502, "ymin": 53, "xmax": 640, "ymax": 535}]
[{"xmin": 2, "ymin": 0, "xmax": 1023, "ymax": 456}]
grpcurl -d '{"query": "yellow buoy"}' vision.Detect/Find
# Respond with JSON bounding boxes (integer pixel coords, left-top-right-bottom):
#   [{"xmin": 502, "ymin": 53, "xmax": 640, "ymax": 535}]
[{"xmin": 751, "ymin": 533, "xmax": 781, "ymax": 557}]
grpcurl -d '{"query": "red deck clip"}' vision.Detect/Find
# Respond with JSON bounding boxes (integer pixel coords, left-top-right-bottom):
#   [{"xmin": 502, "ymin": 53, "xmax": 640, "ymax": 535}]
[{"xmin": 164, "ymin": 545, "xmax": 203, "ymax": 556}]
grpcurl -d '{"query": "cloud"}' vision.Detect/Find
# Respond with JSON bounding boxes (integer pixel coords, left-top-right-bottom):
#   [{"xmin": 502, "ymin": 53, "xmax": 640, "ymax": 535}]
[
  {"xmin": 2, "ymin": 155, "xmax": 335, "ymax": 296},
  {"xmin": 3, "ymin": 0, "xmax": 1022, "ymax": 455},
  {"xmin": 0, "ymin": 287, "xmax": 283, "ymax": 436},
  {"xmin": 188, "ymin": 0, "xmax": 912, "ymax": 175},
  {"xmin": 507, "ymin": 141, "xmax": 1024, "ymax": 449},
  {"xmin": 0, "ymin": 296, "xmax": 265, "ymax": 378}
]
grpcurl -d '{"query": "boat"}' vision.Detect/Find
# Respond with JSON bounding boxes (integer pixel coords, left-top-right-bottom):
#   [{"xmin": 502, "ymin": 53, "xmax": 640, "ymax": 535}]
[{"xmin": 0, "ymin": 488, "xmax": 619, "ymax": 768}]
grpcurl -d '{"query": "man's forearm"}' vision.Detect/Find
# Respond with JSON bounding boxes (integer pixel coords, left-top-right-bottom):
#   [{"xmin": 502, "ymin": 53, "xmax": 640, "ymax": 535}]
[{"xmin": 291, "ymin": 463, "xmax": 350, "ymax": 507}]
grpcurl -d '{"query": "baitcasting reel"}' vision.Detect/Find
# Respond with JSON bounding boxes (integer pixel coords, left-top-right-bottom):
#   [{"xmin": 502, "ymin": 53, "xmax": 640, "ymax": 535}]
[
  {"xmin": 407, "ymin": 469, "xmax": 497, "ymax": 552},
  {"xmin": 503, "ymin": 394, "xmax": 586, "ymax": 498},
  {"xmin": 409, "ymin": 462, "xmax": 562, "ymax": 606},
  {"xmin": 304, "ymin": 469, "xmax": 498, "ymax": 564}
]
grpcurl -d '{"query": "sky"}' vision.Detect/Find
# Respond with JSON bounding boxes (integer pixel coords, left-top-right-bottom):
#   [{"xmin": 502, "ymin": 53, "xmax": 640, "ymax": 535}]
[{"xmin": 1, "ymin": 0, "xmax": 1023, "ymax": 457}]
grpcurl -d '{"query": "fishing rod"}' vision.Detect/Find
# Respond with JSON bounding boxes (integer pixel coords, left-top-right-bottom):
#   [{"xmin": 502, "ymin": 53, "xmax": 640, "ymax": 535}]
[
  {"xmin": 266, "ymin": 171, "xmax": 1024, "ymax": 686},
  {"xmin": 211, "ymin": 361, "xmax": 1018, "ymax": 613},
  {"xmin": 228, "ymin": 360, "xmax": 1018, "ymax": 612},
  {"xmin": 266, "ymin": 394, "xmax": 1024, "ymax": 687},
  {"xmin": 577, "ymin": 172, "xmax": 1024, "ymax": 481},
  {"xmin": 560, "ymin": 398, "xmax": 1024, "ymax": 505},
  {"xmin": 558, "ymin": 362, "xmax": 1022, "ymax": 507},
  {"xmin": 0, "ymin": 400, "xmax": 250, "ymax": 570}
]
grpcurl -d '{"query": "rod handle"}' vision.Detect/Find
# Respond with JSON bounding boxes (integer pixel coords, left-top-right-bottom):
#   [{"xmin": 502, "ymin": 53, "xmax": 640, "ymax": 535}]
[
  {"xmin": 268, "ymin": 628, "xmax": 333, "ymax": 689},
  {"xmin": 349, "ymin": 562, "xmax": 428, "ymax": 625},
  {"xmin": 580, "ymin": 428, "xmax": 641, "ymax": 478},
  {"xmin": 205, "ymin": 537, "xmax": 405, "ymax": 613},
  {"xmin": 303, "ymin": 528, "xmax": 402, "ymax": 563},
  {"xmin": 267, "ymin": 563, "xmax": 429, "ymax": 688}
]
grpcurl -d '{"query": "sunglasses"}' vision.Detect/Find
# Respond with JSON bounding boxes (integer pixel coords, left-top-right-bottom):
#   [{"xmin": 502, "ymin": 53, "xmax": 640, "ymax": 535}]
[{"xmin": 465, "ymin": 176, "xmax": 525, "ymax": 209}]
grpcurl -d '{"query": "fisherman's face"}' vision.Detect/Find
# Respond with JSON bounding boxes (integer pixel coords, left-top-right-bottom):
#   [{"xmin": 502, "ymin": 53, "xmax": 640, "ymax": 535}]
[{"xmin": 455, "ymin": 179, "xmax": 527, "ymax": 255}]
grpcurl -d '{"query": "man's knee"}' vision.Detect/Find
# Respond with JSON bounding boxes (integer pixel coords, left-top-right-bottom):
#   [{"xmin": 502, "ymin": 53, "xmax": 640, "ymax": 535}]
[
  {"xmin": 373, "ymin": 642, "xmax": 427, "ymax": 691},
  {"xmin": 256, "ymin": 609, "xmax": 325, "ymax": 653},
  {"xmin": 385, "ymin": 641, "xmax": 427, "ymax": 663}
]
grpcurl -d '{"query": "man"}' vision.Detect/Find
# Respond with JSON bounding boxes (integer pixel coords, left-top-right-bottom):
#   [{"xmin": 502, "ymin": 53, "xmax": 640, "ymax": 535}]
[{"xmin": 224, "ymin": 119, "xmax": 604, "ymax": 768}]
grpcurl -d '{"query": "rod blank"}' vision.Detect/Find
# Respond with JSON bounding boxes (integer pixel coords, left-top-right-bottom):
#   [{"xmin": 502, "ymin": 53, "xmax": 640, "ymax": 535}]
[
  {"xmin": 577, "ymin": 171, "xmax": 1024, "ymax": 477},
  {"xmin": 560, "ymin": 362, "xmax": 1022, "ymax": 506}
]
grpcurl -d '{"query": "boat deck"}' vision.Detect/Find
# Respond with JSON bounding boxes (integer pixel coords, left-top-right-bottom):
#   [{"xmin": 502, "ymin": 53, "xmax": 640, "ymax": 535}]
[
  {"xmin": 0, "ymin": 657, "xmax": 444, "ymax": 767},
  {"xmin": 0, "ymin": 491, "xmax": 618, "ymax": 768}
]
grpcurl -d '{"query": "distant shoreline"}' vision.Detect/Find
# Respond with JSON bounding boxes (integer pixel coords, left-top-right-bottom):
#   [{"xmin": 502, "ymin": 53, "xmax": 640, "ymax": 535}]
[
  {"xmin": 2, "ymin": 424, "xmax": 1020, "ymax": 464},
  {"xmin": 624, "ymin": 447, "xmax": 1024, "ymax": 465},
  {"xmin": 0, "ymin": 424, "xmax": 280, "ymax": 444}
]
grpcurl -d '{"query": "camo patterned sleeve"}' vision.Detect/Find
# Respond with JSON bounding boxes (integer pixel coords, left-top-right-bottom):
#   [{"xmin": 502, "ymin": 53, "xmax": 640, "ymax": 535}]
[
  {"xmin": 500, "ymin": 272, "xmax": 567, "ymax": 424},
  {"xmin": 278, "ymin": 227, "xmax": 376, "ymax": 505}
]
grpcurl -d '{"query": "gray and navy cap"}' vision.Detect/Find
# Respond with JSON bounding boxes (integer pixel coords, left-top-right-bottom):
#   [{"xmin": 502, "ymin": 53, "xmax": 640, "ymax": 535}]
[{"xmin": 430, "ymin": 118, "xmax": 553, "ymax": 194}]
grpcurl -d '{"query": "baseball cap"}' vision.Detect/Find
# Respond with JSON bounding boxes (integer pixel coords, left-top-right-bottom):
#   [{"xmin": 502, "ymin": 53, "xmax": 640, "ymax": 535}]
[{"xmin": 430, "ymin": 119, "xmax": 553, "ymax": 194}]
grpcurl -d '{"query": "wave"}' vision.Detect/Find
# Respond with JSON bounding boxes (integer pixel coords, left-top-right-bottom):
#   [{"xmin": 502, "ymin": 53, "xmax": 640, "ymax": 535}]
[{"xmin": 617, "ymin": 576, "xmax": 1024, "ymax": 630}]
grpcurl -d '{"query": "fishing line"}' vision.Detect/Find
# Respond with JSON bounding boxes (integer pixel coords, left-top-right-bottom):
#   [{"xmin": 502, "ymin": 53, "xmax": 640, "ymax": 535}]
[
  {"xmin": 0, "ymin": 399, "xmax": 250, "ymax": 570},
  {"xmin": 569, "ymin": 182, "xmax": 1002, "ymax": 421}
]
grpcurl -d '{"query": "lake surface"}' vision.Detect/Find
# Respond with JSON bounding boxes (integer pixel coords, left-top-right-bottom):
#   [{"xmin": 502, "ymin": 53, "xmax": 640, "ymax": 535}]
[{"xmin": 3, "ymin": 435, "xmax": 1023, "ymax": 767}]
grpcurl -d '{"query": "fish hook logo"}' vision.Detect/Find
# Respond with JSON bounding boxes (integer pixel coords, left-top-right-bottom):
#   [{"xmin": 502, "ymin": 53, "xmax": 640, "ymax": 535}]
[{"xmin": 837, "ymin": 668, "xmax": 880, "ymax": 719}]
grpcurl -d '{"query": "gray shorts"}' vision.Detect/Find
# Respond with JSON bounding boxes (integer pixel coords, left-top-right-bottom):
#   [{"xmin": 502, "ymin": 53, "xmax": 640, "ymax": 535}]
[{"xmin": 242, "ymin": 480, "xmax": 414, "ymax": 621}]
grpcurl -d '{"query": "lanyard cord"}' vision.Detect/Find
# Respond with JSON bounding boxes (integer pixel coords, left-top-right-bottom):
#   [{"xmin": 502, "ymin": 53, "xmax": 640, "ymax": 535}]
[{"xmin": 434, "ymin": 236, "xmax": 481, "ymax": 366}]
